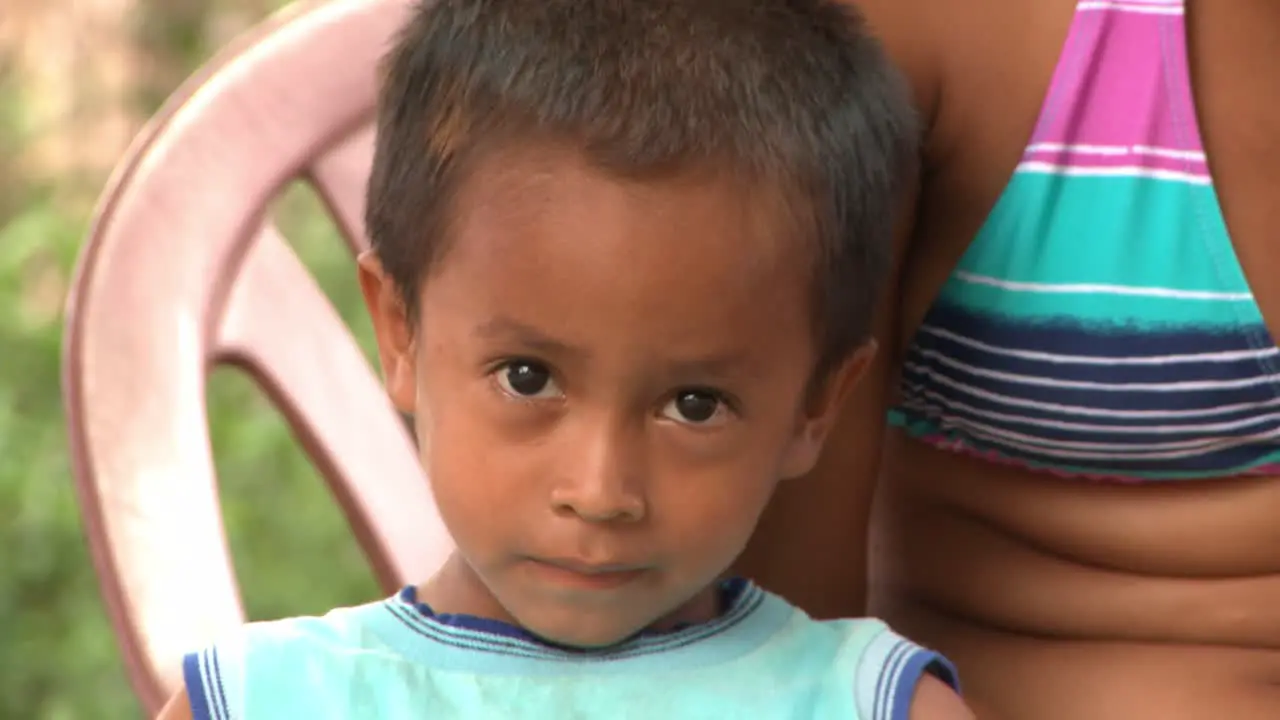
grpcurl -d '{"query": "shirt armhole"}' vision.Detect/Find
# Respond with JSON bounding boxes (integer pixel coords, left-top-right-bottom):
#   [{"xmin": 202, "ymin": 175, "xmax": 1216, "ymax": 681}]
[
  {"xmin": 183, "ymin": 641, "xmax": 244, "ymax": 720},
  {"xmin": 853, "ymin": 625, "xmax": 961, "ymax": 720}
]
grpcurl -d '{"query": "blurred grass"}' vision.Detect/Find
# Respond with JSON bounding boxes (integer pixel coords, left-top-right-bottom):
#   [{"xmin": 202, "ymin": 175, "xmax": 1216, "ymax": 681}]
[{"xmin": 1, "ymin": 2, "xmax": 381, "ymax": 716}]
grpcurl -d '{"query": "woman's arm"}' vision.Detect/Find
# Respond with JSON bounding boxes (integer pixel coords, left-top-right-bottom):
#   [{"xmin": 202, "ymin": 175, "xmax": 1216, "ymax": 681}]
[
  {"xmin": 734, "ymin": 185, "xmax": 914, "ymax": 618},
  {"xmin": 733, "ymin": 0, "xmax": 940, "ymax": 618}
]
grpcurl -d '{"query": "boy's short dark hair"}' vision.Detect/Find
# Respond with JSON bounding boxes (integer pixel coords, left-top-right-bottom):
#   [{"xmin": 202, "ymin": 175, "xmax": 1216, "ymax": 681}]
[{"xmin": 366, "ymin": 0, "xmax": 917, "ymax": 377}]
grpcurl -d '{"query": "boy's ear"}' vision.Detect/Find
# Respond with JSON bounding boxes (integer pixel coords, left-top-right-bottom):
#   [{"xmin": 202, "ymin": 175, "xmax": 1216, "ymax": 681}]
[
  {"xmin": 357, "ymin": 251, "xmax": 418, "ymax": 414},
  {"xmin": 777, "ymin": 340, "xmax": 878, "ymax": 480}
]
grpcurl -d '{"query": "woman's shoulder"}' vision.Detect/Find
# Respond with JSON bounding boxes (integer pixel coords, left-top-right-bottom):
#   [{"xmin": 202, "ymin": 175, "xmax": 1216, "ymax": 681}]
[
  {"xmin": 844, "ymin": 0, "xmax": 1077, "ymax": 141},
  {"xmin": 840, "ymin": 0, "xmax": 945, "ymax": 120}
]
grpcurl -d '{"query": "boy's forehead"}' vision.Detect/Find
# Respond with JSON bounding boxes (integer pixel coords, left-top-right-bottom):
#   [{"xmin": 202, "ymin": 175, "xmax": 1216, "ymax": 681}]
[
  {"xmin": 448, "ymin": 143, "xmax": 808, "ymax": 272},
  {"xmin": 424, "ymin": 145, "xmax": 816, "ymax": 357}
]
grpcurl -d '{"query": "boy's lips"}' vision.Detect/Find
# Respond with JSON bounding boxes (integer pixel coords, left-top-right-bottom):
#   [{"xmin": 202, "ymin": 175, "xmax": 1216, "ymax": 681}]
[{"xmin": 526, "ymin": 557, "xmax": 652, "ymax": 589}]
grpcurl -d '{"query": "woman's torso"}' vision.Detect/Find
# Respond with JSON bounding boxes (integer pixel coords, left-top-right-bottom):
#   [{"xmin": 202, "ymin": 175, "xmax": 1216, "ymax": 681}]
[{"xmin": 866, "ymin": 0, "xmax": 1280, "ymax": 717}]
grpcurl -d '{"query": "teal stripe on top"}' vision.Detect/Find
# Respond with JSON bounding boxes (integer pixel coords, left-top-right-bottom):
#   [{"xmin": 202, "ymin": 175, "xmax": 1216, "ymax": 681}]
[{"xmin": 935, "ymin": 172, "xmax": 1258, "ymax": 328}]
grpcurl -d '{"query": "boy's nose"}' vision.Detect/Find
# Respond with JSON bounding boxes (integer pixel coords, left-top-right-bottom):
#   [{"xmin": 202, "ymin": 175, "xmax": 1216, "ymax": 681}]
[{"xmin": 548, "ymin": 421, "xmax": 647, "ymax": 523}]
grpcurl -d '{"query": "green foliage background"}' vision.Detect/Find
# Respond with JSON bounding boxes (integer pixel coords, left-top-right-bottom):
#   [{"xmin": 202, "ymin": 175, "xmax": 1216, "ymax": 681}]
[{"xmin": 2, "ymin": 2, "xmax": 382, "ymax": 716}]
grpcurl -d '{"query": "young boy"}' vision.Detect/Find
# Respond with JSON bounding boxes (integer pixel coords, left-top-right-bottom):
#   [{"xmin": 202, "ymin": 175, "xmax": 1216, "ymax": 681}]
[{"xmin": 160, "ymin": 0, "xmax": 970, "ymax": 717}]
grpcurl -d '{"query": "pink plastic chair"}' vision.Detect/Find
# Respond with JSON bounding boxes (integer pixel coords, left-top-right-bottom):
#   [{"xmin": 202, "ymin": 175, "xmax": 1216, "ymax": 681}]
[{"xmin": 61, "ymin": 1, "xmax": 451, "ymax": 714}]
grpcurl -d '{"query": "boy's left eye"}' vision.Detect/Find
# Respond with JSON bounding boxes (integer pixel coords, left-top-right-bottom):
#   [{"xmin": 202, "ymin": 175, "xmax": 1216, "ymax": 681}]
[{"xmin": 660, "ymin": 390, "xmax": 728, "ymax": 426}]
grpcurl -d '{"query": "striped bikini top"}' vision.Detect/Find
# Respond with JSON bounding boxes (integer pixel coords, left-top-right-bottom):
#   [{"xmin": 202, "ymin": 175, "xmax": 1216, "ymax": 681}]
[{"xmin": 888, "ymin": 0, "xmax": 1280, "ymax": 481}]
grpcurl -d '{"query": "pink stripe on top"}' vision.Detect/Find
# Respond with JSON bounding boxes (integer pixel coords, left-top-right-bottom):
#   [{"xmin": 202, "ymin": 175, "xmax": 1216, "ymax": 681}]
[{"xmin": 1027, "ymin": 1, "xmax": 1204, "ymax": 165}]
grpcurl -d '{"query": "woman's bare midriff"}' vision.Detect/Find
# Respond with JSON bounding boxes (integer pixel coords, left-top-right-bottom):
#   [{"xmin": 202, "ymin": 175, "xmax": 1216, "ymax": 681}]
[
  {"xmin": 869, "ymin": 437, "xmax": 1280, "ymax": 719},
  {"xmin": 845, "ymin": 1, "xmax": 1280, "ymax": 715}
]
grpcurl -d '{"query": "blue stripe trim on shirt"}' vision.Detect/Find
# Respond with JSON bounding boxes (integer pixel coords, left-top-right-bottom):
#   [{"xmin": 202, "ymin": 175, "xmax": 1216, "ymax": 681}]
[
  {"xmin": 382, "ymin": 582, "xmax": 766, "ymax": 663},
  {"xmin": 887, "ymin": 649, "xmax": 961, "ymax": 720},
  {"xmin": 872, "ymin": 638, "xmax": 912, "ymax": 720},
  {"xmin": 182, "ymin": 650, "xmax": 219, "ymax": 720},
  {"xmin": 399, "ymin": 577, "xmax": 750, "ymax": 644},
  {"xmin": 209, "ymin": 646, "xmax": 231, "ymax": 719}
]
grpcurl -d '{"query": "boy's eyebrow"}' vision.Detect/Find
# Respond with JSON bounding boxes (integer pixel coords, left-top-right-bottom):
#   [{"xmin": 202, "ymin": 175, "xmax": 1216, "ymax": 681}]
[
  {"xmin": 474, "ymin": 316, "xmax": 750, "ymax": 377},
  {"xmin": 474, "ymin": 316, "xmax": 583, "ymax": 357}
]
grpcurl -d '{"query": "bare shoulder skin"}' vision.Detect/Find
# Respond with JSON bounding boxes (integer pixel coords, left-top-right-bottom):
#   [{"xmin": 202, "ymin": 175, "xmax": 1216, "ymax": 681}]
[
  {"xmin": 910, "ymin": 676, "xmax": 974, "ymax": 720},
  {"xmin": 155, "ymin": 689, "xmax": 193, "ymax": 720}
]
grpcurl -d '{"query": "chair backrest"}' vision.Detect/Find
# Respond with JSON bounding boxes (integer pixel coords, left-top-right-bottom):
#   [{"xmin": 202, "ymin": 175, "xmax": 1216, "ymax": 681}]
[{"xmin": 61, "ymin": 1, "xmax": 452, "ymax": 713}]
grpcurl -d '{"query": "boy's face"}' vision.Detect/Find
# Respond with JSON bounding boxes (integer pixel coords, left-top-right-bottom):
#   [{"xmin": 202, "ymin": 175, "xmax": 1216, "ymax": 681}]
[{"xmin": 360, "ymin": 145, "xmax": 870, "ymax": 648}]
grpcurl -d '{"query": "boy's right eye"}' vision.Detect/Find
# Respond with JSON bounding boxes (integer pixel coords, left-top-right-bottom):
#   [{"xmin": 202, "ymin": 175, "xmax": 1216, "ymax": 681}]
[{"xmin": 494, "ymin": 360, "xmax": 563, "ymax": 400}]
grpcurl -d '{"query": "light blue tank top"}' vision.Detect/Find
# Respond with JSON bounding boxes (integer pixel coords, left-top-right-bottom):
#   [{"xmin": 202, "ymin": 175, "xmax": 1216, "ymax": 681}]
[{"xmin": 183, "ymin": 581, "xmax": 957, "ymax": 719}]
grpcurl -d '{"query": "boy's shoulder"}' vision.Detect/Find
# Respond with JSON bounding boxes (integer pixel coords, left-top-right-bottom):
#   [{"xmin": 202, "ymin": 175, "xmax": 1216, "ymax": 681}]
[
  {"xmin": 181, "ymin": 596, "xmax": 403, "ymax": 720},
  {"xmin": 769, "ymin": 610, "xmax": 961, "ymax": 718},
  {"xmin": 179, "ymin": 588, "xmax": 959, "ymax": 719}
]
